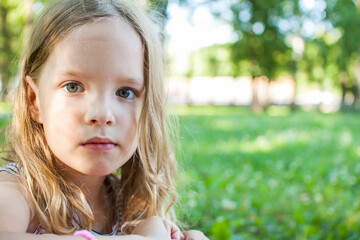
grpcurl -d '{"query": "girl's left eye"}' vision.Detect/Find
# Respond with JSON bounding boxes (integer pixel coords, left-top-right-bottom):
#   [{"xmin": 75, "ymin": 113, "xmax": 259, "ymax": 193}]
[
  {"xmin": 64, "ymin": 83, "xmax": 84, "ymax": 93},
  {"xmin": 116, "ymin": 88, "xmax": 136, "ymax": 99}
]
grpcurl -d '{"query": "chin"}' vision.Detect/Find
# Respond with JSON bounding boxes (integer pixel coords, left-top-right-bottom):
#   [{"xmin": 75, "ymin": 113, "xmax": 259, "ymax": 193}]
[{"xmin": 83, "ymin": 165, "xmax": 115, "ymax": 176}]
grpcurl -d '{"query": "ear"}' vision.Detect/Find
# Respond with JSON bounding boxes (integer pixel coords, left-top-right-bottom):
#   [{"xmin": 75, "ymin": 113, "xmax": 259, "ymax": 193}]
[{"xmin": 25, "ymin": 75, "xmax": 42, "ymax": 123}]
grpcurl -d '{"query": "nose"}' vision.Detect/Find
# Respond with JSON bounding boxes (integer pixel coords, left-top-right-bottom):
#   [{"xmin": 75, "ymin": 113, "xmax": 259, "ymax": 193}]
[{"xmin": 85, "ymin": 97, "xmax": 115, "ymax": 127}]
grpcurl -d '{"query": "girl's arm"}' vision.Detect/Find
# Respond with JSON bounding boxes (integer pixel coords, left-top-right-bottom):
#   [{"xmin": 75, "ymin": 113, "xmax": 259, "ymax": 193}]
[
  {"xmin": 0, "ymin": 217, "xmax": 168, "ymax": 240},
  {"xmin": 0, "ymin": 233, "xmax": 148, "ymax": 240},
  {"xmin": 0, "ymin": 173, "xmax": 31, "ymax": 233},
  {"xmin": 0, "ymin": 173, "xmax": 170, "ymax": 240},
  {"xmin": 0, "ymin": 173, "xmax": 207, "ymax": 240}
]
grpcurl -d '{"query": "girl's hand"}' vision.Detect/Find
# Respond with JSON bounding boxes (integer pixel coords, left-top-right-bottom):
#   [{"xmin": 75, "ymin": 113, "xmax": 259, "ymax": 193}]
[
  {"xmin": 132, "ymin": 216, "xmax": 174, "ymax": 240},
  {"xmin": 163, "ymin": 219, "xmax": 209, "ymax": 240},
  {"xmin": 163, "ymin": 219, "xmax": 185, "ymax": 240},
  {"xmin": 183, "ymin": 230, "xmax": 209, "ymax": 240},
  {"xmin": 132, "ymin": 216, "xmax": 208, "ymax": 240}
]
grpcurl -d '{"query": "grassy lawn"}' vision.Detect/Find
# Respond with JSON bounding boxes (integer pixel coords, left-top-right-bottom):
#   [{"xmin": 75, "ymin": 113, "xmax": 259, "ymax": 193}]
[
  {"xmin": 1, "ymin": 105, "xmax": 359, "ymax": 239},
  {"xmin": 174, "ymin": 106, "xmax": 360, "ymax": 240}
]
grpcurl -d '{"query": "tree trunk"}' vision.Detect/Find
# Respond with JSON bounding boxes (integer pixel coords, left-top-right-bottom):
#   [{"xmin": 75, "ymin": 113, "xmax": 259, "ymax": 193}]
[
  {"xmin": 340, "ymin": 72, "xmax": 348, "ymax": 110},
  {"xmin": 290, "ymin": 61, "xmax": 297, "ymax": 112},
  {"xmin": 354, "ymin": 60, "xmax": 360, "ymax": 110},
  {"xmin": 251, "ymin": 76, "xmax": 268, "ymax": 113}
]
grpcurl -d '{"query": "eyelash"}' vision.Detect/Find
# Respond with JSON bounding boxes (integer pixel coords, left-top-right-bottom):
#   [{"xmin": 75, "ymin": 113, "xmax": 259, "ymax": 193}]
[
  {"xmin": 63, "ymin": 82, "xmax": 84, "ymax": 93},
  {"xmin": 62, "ymin": 82, "xmax": 138, "ymax": 99},
  {"xmin": 116, "ymin": 88, "xmax": 138, "ymax": 100}
]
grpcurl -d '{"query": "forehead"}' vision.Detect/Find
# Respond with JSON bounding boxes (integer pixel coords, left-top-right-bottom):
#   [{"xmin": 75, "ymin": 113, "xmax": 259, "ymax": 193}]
[
  {"xmin": 66, "ymin": 18, "xmax": 141, "ymax": 48},
  {"xmin": 40, "ymin": 18, "xmax": 144, "ymax": 85}
]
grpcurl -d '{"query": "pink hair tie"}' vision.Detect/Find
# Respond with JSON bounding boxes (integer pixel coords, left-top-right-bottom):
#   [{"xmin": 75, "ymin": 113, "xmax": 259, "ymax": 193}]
[{"xmin": 74, "ymin": 230, "xmax": 97, "ymax": 240}]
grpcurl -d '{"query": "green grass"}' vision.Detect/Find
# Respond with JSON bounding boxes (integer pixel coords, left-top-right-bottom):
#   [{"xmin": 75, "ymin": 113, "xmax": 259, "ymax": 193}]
[{"xmin": 174, "ymin": 106, "xmax": 360, "ymax": 240}]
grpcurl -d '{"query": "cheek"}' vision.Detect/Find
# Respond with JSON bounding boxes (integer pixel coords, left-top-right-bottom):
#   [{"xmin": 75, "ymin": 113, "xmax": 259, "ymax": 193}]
[
  {"xmin": 125, "ymin": 110, "xmax": 140, "ymax": 140},
  {"xmin": 133, "ymin": 101, "xmax": 144, "ymax": 137},
  {"xmin": 120, "ymin": 104, "xmax": 142, "ymax": 149},
  {"xmin": 40, "ymin": 95, "xmax": 82, "ymax": 140}
]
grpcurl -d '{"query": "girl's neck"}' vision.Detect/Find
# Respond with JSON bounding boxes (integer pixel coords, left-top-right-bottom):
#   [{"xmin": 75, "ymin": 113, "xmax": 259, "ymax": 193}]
[
  {"xmin": 61, "ymin": 169, "xmax": 115, "ymax": 233},
  {"xmin": 64, "ymin": 170, "xmax": 107, "ymax": 203},
  {"xmin": 55, "ymin": 160, "xmax": 106, "ymax": 199}
]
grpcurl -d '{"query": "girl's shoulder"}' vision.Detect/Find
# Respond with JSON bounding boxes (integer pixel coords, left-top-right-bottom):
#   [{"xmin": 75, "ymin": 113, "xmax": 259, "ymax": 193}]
[
  {"xmin": 0, "ymin": 164, "xmax": 31, "ymax": 233},
  {"xmin": 0, "ymin": 163, "xmax": 21, "ymax": 189},
  {"xmin": 0, "ymin": 162, "xmax": 20, "ymax": 177}
]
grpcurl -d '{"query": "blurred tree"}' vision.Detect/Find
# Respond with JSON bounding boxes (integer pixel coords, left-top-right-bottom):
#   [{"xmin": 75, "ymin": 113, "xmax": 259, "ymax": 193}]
[
  {"xmin": 0, "ymin": 0, "xmax": 26, "ymax": 98},
  {"xmin": 25, "ymin": 0, "xmax": 35, "ymax": 34},
  {"xmin": 0, "ymin": 0, "xmax": 50, "ymax": 98},
  {"xmin": 188, "ymin": 44, "xmax": 233, "ymax": 77},
  {"xmin": 324, "ymin": 0, "xmax": 360, "ymax": 110},
  {"xmin": 178, "ymin": 0, "xmax": 360, "ymax": 111},
  {"xmin": 232, "ymin": 0, "xmax": 296, "ymax": 111},
  {"xmin": 183, "ymin": 0, "xmax": 298, "ymax": 111}
]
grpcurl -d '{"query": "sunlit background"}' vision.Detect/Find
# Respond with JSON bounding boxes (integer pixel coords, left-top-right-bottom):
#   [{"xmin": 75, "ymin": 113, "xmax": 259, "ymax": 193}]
[
  {"xmin": 163, "ymin": 0, "xmax": 360, "ymax": 113},
  {"xmin": 1, "ymin": 0, "xmax": 360, "ymax": 239}
]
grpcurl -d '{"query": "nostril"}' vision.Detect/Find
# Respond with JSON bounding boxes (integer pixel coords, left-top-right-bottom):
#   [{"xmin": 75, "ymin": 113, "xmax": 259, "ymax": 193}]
[{"xmin": 87, "ymin": 113, "xmax": 115, "ymax": 126}]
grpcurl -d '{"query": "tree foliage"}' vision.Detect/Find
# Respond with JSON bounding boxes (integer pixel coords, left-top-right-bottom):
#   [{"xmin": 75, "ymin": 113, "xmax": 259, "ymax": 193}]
[
  {"xmin": 0, "ymin": 0, "xmax": 27, "ymax": 95},
  {"xmin": 181, "ymin": 0, "xmax": 360, "ymax": 109}
]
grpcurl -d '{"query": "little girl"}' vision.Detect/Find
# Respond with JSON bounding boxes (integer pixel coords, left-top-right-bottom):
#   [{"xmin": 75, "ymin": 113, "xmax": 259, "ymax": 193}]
[{"xmin": 0, "ymin": 0, "xmax": 208, "ymax": 239}]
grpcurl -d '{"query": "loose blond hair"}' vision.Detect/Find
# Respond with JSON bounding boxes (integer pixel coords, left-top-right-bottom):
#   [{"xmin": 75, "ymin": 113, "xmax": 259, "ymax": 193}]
[{"xmin": 6, "ymin": 0, "xmax": 177, "ymax": 234}]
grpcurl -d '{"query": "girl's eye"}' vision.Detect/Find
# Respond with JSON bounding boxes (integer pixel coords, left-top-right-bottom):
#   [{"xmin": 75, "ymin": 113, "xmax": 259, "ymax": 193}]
[
  {"xmin": 64, "ymin": 83, "xmax": 84, "ymax": 93},
  {"xmin": 116, "ymin": 88, "xmax": 136, "ymax": 99}
]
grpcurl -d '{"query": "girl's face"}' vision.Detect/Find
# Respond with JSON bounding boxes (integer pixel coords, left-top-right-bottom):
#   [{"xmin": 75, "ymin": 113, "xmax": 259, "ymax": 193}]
[{"xmin": 28, "ymin": 19, "xmax": 144, "ymax": 176}]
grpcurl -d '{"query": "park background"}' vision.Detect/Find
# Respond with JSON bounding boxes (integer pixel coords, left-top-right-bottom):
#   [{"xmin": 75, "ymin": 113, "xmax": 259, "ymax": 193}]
[{"xmin": 1, "ymin": 0, "xmax": 360, "ymax": 239}]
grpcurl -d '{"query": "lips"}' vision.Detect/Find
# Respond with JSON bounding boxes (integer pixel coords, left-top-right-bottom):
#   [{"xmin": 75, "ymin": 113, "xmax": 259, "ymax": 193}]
[{"xmin": 82, "ymin": 137, "xmax": 117, "ymax": 151}]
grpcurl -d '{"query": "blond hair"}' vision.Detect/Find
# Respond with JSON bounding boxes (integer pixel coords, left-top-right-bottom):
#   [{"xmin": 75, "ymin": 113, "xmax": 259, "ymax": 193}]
[{"xmin": 6, "ymin": 0, "xmax": 177, "ymax": 234}]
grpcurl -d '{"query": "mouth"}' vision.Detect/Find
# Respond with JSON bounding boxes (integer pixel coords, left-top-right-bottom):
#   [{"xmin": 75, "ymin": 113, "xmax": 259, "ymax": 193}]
[{"xmin": 81, "ymin": 137, "xmax": 117, "ymax": 151}]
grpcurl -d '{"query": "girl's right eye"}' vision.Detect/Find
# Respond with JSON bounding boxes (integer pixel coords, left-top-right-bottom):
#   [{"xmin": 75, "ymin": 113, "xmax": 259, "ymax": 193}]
[{"xmin": 64, "ymin": 82, "xmax": 84, "ymax": 93}]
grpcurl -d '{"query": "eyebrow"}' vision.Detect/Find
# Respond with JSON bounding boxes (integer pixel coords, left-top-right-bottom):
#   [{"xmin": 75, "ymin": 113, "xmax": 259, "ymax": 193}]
[
  {"xmin": 116, "ymin": 76, "xmax": 144, "ymax": 89},
  {"xmin": 58, "ymin": 70, "xmax": 90, "ymax": 79},
  {"xmin": 58, "ymin": 70, "xmax": 144, "ymax": 88}
]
